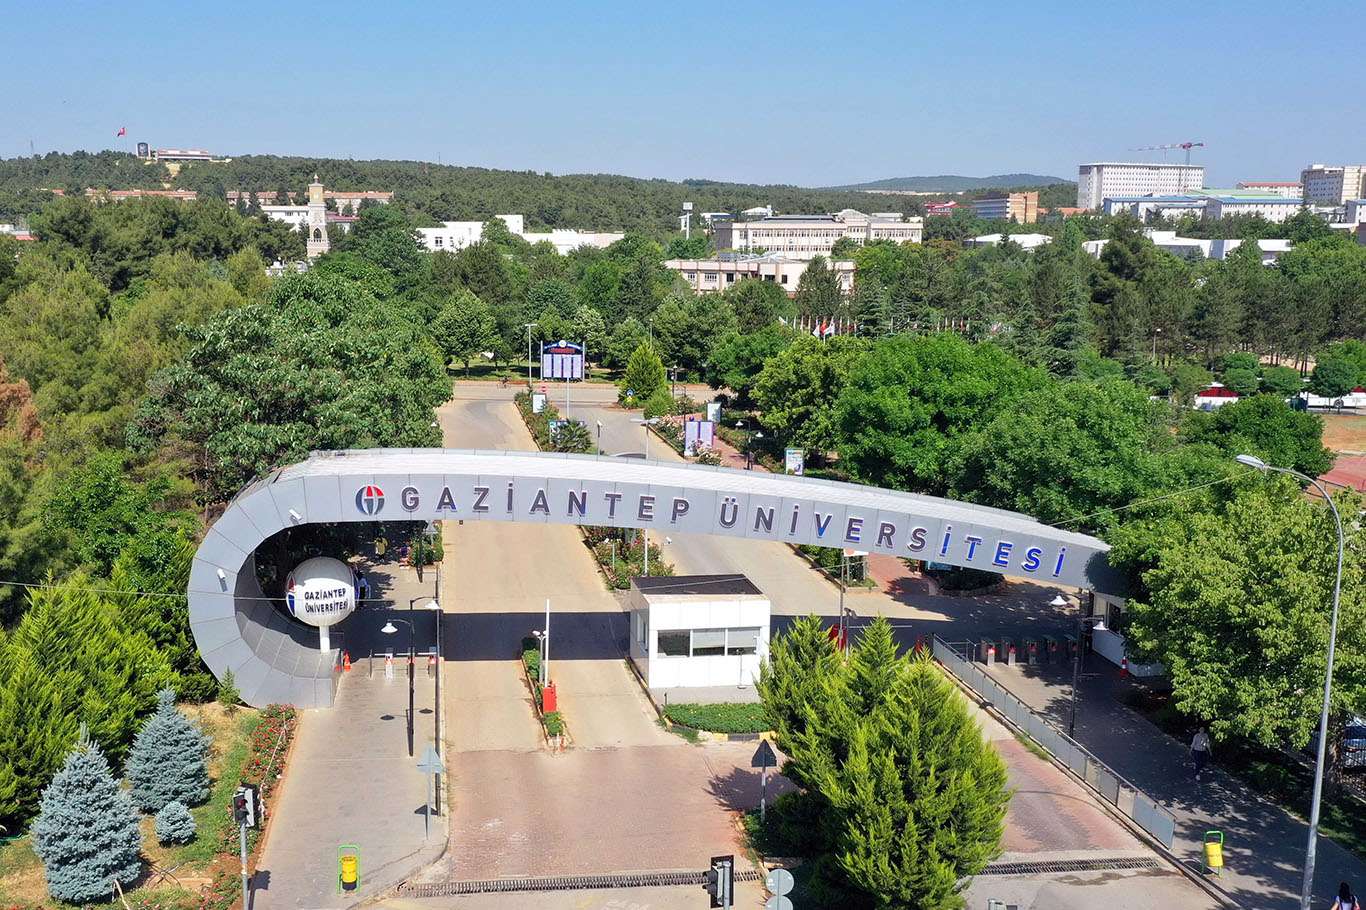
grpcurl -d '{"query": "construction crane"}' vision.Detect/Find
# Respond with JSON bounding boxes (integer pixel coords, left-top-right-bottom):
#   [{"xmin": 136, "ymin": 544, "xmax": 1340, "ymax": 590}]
[{"xmin": 1132, "ymin": 141, "xmax": 1205, "ymax": 165}]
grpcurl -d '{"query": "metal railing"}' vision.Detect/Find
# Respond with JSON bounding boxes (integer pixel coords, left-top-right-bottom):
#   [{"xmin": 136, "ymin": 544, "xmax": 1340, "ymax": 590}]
[{"xmin": 932, "ymin": 636, "xmax": 1176, "ymax": 849}]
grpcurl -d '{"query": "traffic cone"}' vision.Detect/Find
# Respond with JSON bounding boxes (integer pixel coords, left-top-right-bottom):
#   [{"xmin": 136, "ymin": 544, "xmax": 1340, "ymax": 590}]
[
  {"xmin": 342, "ymin": 651, "xmax": 352, "ymax": 672},
  {"xmin": 1120, "ymin": 656, "xmax": 1130, "ymax": 678}
]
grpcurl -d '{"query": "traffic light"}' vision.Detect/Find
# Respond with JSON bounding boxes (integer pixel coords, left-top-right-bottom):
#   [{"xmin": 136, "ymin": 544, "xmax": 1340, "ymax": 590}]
[
  {"xmin": 704, "ymin": 855, "xmax": 733, "ymax": 908},
  {"xmin": 232, "ymin": 785, "xmax": 259, "ymax": 828}
]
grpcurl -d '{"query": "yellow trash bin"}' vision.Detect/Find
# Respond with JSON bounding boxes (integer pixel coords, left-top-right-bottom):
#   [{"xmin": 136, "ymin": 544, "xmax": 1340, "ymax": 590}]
[
  {"xmin": 1203, "ymin": 831, "xmax": 1224, "ymax": 874},
  {"xmin": 339, "ymin": 845, "xmax": 360, "ymax": 892}
]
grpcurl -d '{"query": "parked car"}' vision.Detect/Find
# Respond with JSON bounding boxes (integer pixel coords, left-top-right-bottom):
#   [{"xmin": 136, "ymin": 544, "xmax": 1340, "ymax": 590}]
[{"xmin": 1343, "ymin": 716, "xmax": 1366, "ymax": 771}]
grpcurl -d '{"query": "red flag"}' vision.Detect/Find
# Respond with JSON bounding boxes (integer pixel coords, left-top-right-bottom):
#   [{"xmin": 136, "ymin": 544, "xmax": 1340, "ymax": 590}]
[{"xmin": 116, "ymin": 127, "xmax": 126, "ymax": 137}]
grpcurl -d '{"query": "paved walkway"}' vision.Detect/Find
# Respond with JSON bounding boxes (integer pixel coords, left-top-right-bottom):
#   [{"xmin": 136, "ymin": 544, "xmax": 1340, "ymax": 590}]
[{"xmin": 986, "ymin": 659, "xmax": 1366, "ymax": 908}]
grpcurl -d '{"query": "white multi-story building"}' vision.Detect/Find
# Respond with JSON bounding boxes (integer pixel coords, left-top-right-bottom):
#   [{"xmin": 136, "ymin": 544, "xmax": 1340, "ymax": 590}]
[
  {"xmin": 1237, "ymin": 180, "xmax": 1302, "ymax": 198},
  {"xmin": 415, "ymin": 214, "xmax": 624, "ymax": 255},
  {"xmin": 1301, "ymin": 165, "xmax": 1366, "ymax": 205},
  {"xmin": 664, "ymin": 253, "xmax": 855, "ymax": 297},
  {"xmin": 713, "ymin": 209, "xmax": 922, "ymax": 260},
  {"xmin": 1076, "ymin": 162, "xmax": 1204, "ymax": 210},
  {"xmin": 1085, "ymin": 230, "xmax": 1292, "ymax": 265},
  {"xmin": 1203, "ymin": 195, "xmax": 1304, "ymax": 222}
]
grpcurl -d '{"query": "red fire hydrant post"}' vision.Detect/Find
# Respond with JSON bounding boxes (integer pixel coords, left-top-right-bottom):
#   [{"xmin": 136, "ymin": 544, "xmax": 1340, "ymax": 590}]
[{"xmin": 542, "ymin": 682, "xmax": 557, "ymax": 714}]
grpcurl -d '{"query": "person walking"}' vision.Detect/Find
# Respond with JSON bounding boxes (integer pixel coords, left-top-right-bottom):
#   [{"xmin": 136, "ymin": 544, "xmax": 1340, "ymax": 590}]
[
  {"xmin": 1190, "ymin": 727, "xmax": 1212, "ymax": 780},
  {"xmin": 1333, "ymin": 882, "xmax": 1361, "ymax": 910}
]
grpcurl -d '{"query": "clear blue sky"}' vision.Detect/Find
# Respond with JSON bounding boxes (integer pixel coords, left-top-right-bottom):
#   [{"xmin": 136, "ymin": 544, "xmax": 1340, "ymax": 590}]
[{"xmin": 6, "ymin": 0, "xmax": 1363, "ymax": 187}]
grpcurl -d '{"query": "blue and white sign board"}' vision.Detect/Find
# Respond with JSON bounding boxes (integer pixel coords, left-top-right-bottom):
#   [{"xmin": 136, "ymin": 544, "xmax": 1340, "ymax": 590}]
[
  {"xmin": 706, "ymin": 401, "xmax": 722, "ymax": 423},
  {"xmin": 684, "ymin": 419, "xmax": 716, "ymax": 456},
  {"xmin": 784, "ymin": 448, "xmax": 805, "ymax": 476},
  {"xmin": 541, "ymin": 340, "xmax": 584, "ymax": 380},
  {"xmin": 531, "ymin": 392, "xmax": 547, "ymax": 414}
]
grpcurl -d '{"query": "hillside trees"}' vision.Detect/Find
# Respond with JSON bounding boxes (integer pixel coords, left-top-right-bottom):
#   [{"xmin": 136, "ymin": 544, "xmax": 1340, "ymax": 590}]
[{"xmin": 129, "ymin": 271, "xmax": 446, "ymax": 503}]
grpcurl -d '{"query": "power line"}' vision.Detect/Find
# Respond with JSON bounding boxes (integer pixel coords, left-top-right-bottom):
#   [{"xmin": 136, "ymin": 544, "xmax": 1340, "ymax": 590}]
[{"xmin": 1048, "ymin": 472, "xmax": 1245, "ymax": 529}]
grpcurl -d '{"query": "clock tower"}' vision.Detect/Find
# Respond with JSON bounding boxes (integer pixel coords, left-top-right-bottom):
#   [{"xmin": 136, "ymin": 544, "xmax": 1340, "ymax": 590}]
[{"xmin": 306, "ymin": 174, "xmax": 329, "ymax": 258}]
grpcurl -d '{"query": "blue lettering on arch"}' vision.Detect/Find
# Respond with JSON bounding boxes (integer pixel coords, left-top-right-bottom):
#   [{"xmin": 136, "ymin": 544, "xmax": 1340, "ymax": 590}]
[
  {"xmin": 993, "ymin": 541, "xmax": 1013, "ymax": 568},
  {"xmin": 1022, "ymin": 547, "xmax": 1043, "ymax": 573},
  {"xmin": 963, "ymin": 535, "xmax": 983, "ymax": 560}
]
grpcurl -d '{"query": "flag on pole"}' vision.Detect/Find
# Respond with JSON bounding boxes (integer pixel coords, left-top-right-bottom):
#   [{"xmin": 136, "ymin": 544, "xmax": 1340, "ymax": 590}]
[
  {"xmin": 811, "ymin": 320, "xmax": 822, "ymax": 338},
  {"xmin": 822, "ymin": 321, "xmax": 836, "ymax": 338},
  {"xmin": 116, "ymin": 127, "xmax": 126, "ymax": 137}
]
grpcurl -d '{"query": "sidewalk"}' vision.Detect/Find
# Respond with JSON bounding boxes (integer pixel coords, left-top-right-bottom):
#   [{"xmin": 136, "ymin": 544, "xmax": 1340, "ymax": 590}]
[{"xmin": 985, "ymin": 659, "xmax": 1366, "ymax": 909}]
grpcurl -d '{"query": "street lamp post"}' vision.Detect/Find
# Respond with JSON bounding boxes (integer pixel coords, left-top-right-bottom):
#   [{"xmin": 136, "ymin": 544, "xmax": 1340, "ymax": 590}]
[
  {"xmin": 633, "ymin": 417, "xmax": 660, "ymax": 572},
  {"xmin": 596, "ymin": 420, "xmax": 603, "ymax": 452},
  {"xmin": 1235, "ymin": 453, "xmax": 1346, "ymax": 910},
  {"xmin": 1054, "ymin": 593, "xmax": 1107, "ymax": 737},
  {"xmin": 524, "ymin": 323, "xmax": 537, "ymax": 391},
  {"xmin": 381, "ymin": 617, "xmax": 416, "ymax": 757}
]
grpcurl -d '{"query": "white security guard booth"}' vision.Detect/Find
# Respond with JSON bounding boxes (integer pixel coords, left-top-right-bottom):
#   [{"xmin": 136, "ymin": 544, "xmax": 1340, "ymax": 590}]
[{"xmin": 628, "ymin": 575, "xmax": 770, "ymax": 699}]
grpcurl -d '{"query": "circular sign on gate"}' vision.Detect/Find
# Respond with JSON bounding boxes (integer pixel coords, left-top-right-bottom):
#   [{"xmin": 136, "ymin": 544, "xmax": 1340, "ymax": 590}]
[{"xmin": 284, "ymin": 557, "xmax": 357, "ymax": 628}]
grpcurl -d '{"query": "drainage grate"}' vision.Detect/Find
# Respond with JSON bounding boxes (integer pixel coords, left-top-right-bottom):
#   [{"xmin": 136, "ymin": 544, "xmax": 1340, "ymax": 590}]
[
  {"xmin": 980, "ymin": 857, "xmax": 1161, "ymax": 876},
  {"xmin": 400, "ymin": 869, "xmax": 764, "ymax": 897}
]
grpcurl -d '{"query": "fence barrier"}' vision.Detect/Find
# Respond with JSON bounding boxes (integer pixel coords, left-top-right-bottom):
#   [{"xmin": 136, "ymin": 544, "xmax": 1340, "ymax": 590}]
[{"xmin": 932, "ymin": 636, "xmax": 1176, "ymax": 849}]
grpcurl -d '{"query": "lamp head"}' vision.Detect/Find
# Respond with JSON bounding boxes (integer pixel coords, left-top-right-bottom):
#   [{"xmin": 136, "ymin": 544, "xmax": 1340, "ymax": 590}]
[
  {"xmin": 1049, "ymin": 594, "xmax": 1069, "ymax": 608},
  {"xmin": 1091, "ymin": 619, "xmax": 1107, "ymax": 632},
  {"xmin": 1235, "ymin": 454, "xmax": 1269, "ymax": 471},
  {"xmin": 380, "ymin": 622, "xmax": 398, "ymax": 635},
  {"xmin": 424, "ymin": 599, "xmax": 441, "ymax": 611}
]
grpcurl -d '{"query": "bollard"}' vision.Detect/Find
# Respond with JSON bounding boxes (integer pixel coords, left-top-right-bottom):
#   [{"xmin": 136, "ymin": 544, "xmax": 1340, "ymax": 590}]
[
  {"xmin": 1026, "ymin": 639, "xmax": 1039, "ymax": 666},
  {"xmin": 1006, "ymin": 644, "xmax": 1018, "ymax": 667},
  {"xmin": 984, "ymin": 645, "xmax": 995, "ymax": 667},
  {"xmin": 342, "ymin": 651, "xmax": 351, "ymax": 672}
]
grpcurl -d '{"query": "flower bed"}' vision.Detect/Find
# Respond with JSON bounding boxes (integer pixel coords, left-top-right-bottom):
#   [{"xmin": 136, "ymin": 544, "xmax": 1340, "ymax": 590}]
[{"xmin": 581, "ymin": 526, "xmax": 675, "ymax": 589}]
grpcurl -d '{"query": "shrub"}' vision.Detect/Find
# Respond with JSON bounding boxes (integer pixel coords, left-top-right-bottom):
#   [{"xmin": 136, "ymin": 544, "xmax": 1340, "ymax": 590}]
[
  {"xmin": 217, "ymin": 669, "xmax": 241, "ymax": 712},
  {"xmin": 663, "ymin": 703, "xmax": 771, "ymax": 734},
  {"xmin": 125, "ymin": 688, "xmax": 210, "ymax": 813},
  {"xmin": 543, "ymin": 711, "xmax": 565, "ymax": 737},
  {"xmin": 32, "ymin": 733, "xmax": 143, "ymax": 904},
  {"xmin": 1260, "ymin": 365, "xmax": 1303, "ymax": 397},
  {"xmin": 1221, "ymin": 367, "xmax": 1258, "ymax": 396},
  {"xmin": 642, "ymin": 386, "xmax": 674, "ymax": 419},
  {"xmin": 1219, "ymin": 352, "xmax": 1259, "ymax": 374},
  {"xmin": 154, "ymin": 800, "xmax": 197, "ymax": 845},
  {"xmin": 696, "ymin": 448, "xmax": 722, "ymax": 466}
]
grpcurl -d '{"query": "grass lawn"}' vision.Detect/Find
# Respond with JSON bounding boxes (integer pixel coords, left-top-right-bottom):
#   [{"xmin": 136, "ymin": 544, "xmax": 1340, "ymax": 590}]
[
  {"xmin": 0, "ymin": 703, "xmax": 260, "ymax": 906},
  {"xmin": 663, "ymin": 703, "xmax": 771, "ymax": 734}
]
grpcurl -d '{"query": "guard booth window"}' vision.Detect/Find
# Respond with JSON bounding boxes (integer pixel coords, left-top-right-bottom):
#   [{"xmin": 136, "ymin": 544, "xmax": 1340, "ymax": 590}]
[
  {"xmin": 691, "ymin": 628, "xmax": 727, "ymax": 656},
  {"xmin": 727, "ymin": 627, "xmax": 760, "ymax": 656},
  {"xmin": 657, "ymin": 630, "xmax": 690, "ymax": 657}
]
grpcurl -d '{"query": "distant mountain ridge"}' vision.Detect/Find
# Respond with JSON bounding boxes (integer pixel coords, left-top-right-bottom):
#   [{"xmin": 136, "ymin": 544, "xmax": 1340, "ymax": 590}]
[{"xmin": 826, "ymin": 173, "xmax": 1073, "ymax": 192}]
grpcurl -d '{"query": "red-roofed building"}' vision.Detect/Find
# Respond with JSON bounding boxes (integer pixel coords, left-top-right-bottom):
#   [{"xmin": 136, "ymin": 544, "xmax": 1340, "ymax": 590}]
[
  {"xmin": 84, "ymin": 188, "xmax": 198, "ymax": 203},
  {"xmin": 925, "ymin": 201, "xmax": 959, "ymax": 216},
  {"xmin": 1193, "ymin": 383, "xmax": 1240, "ymax": 410}
]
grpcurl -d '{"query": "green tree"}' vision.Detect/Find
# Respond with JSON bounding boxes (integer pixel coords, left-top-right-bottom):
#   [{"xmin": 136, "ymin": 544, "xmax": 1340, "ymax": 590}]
[
  {"xmin": 1180, "ymin": 395, "xmax": 1334, "ymax": 479},
  {"xmin": 618, "ymin": 342, "xmax": 666, "ymax": 405},
  {"xmin": 569, "ymin": 304, "xmax": 609, "ymax": 363},
  {"xmin": 1110, "ymin": 479, "xmax": 1364, "ymax": 759},
  {"xmin": 1310, "ymin": 357, "xmax": 1358, "ymax": 397},
  {"xmin": 705, "ymin": 326, "xmax": 794, "ymax": 407},
  {"xmin": 550, "ymin": 419, "xmax": 594, "ymax": 454},
  {"xmin": 951, "ymin": 379, "xmax": 1174, "ymax": 532},
  {"xmin": 650, "ymin": 291, "xmax": 737, "ymax": 376},
  {"xmin": 1221, "ymin": 366, "xmax": 1258, "ymax": 396},
  {"xmin": 125, "ymin": 688, "xmax": 210, "ymax": 812},
  {"xmin": 432, "ymin": 289, "xmax": 498, "ymax": 375},
  {"xmin": 817, "ymin": 658, "xmax": 1008, "ymax": 909},
  {"xmin": 1259, "ymin": 365, "xmax": 1303, "ymax": 397},
  {"xmin": 129, "ymin": 272, "xmax": 445, "ymax": 504},
  {"xmin": 1316, "ymin": 341, "xmax": 1366, "ymax": 386},
  {"xmin": 32, "ymin": 733, "xmax": 143, "ymax": 904},
  {"xmin": 605, "ymin": 317, "xmax": 649, "ymax": 370},
  {"xmin": 727, "ymin": 278, "xmax": 791, "ymax": 333},
  {"xmin": 794, "ymin": 255, "xmax": 842, "ymax": 321},
  {"xmin": 754, "ymin": 335, "xmax": 867, "ymax": 460},
  {"xmin": 834, "ymin": 334, "xmax": 1044, "ymax": 494}
]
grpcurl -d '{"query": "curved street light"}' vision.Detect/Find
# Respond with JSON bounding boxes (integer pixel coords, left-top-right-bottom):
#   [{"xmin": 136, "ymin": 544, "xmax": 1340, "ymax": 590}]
[{"xmin": 1235, "ymin": 453, "xmax": 1345, "ymax": 910}]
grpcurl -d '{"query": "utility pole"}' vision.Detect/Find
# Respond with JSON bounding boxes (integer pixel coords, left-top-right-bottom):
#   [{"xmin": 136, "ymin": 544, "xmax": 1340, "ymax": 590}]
[{"xmin": 524, "ymin": 323, "xmax": 537, "ymax": 390}]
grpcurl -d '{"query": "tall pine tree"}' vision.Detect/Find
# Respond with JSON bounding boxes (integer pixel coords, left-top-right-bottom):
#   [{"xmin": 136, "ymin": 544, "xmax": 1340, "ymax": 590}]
[{"xmin": 32, "ymin": 731, "xmax": 143, "ymax": 904}]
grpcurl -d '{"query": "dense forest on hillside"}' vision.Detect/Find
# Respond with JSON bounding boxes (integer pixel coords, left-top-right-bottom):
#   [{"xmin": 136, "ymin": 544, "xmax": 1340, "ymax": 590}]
[
  {"xmin": 2, "ymin": 151, "xmax": 946, "ymax": 231},
  {"xmin": 828, "ymin": 172, "xmax": 1072, "ymax": 192}
]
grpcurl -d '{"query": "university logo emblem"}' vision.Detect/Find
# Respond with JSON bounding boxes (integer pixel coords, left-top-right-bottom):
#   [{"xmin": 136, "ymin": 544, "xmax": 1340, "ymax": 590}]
[
  {"xmin": 285, "ymin": 577, "xmax": 296, "ymax": 613},
  {"xmin": 355, "ymin": 484, "xmax": 385, "ymax": 515}
]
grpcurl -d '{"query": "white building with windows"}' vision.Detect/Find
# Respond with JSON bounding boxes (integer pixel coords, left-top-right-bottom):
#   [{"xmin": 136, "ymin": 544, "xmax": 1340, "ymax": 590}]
[
  {"xmin": 628, "ymin": 575, "xmax": 770, "ymax": 701},
  {"xmin": 1301, "ymin": 164, "xmax": 1366, "ymax": 205},
  {"xmin": 664, "ymin": 253, "xmax": 855, "ymax": 296},
  {"xmin": 1077, "ymin": 162, "xmax": 1205, "ymax": 210},
  {"xmin": 713, "ymin": 209, "xmax": 922, "ymax": 260},
  {"xmin": 416, "ymin": 214, "xmax": 624, "ymax": 255}
]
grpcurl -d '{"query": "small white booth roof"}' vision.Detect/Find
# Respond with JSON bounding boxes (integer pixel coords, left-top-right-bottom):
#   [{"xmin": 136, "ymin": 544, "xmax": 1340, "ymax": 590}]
[{"xmin": 628, "ymin": 574, "xmax": 770, "ymax": 703}]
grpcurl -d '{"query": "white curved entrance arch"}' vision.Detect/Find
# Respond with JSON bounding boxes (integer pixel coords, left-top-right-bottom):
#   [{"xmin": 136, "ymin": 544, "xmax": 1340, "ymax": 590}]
[{"xmin": 189, "ymin": 449, "xmax": 1122, "ymax": 707}]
